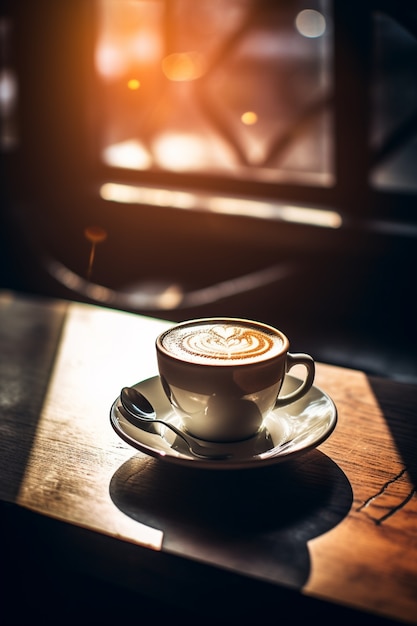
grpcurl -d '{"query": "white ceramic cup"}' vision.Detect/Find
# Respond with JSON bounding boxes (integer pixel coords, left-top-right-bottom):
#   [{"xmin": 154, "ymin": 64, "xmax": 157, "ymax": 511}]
[{"xmin": 156, "ymin": 317, "xmax": 315, "ymax": 443}]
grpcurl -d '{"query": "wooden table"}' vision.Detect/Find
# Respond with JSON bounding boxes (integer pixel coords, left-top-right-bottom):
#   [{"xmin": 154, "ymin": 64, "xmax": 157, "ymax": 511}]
[{"xmin": 1, "ymin": 290, "xmax": 416, "ymax": 625}]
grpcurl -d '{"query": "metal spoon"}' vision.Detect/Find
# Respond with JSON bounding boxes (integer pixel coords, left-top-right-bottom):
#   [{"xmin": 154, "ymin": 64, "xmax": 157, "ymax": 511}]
[{"xmin": 120, "ymin": 386, "xmax": 231, "ymax": 461}]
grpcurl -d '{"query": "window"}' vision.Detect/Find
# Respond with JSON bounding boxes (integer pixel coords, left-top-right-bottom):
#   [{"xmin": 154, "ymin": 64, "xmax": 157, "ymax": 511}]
[
  {"xmin": 3, "ymin": 0, "xmax": 417, "ymax": 316},
  {"xmin": 370, "ymin": 10, "xmax": 417, "ymax": 194},
  {"xmin": 95, "ymin": 0, "xmax": 333, "ymax": 188},
  {"xmin": 93, "ymin": 0, "xmax": 417, "ymax": 230}
]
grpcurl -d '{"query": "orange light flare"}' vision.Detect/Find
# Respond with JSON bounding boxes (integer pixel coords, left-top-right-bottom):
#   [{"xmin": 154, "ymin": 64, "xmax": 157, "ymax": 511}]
[
  {"xmin": 84, "ymin": 226, "xmax": 108, "ymax": 281},
  {"xmin": 241, "ymin": 111, "xmax": 258, "ymax": 126},
  {"xmin": 127, "ymin": 78, "xmax": 141, "ymax": 90},
  {"xmin": 161, "ymin": 51, "xmax": 206, "ymax": 82}
]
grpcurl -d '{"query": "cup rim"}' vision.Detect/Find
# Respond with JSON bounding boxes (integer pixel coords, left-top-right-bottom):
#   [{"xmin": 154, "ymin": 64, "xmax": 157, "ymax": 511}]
[{"xmin": 155, "ymin": 317, "xmax": 290, "ymax": 366}]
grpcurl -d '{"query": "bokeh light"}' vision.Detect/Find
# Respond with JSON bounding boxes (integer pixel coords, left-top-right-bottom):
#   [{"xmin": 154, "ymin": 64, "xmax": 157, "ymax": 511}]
[
  {"xmin": 241, "ymin": 111, "xmax": 258, "ymax": 125},
  {"xmin": 295, "ymin": 10, "xmax": 326, "ymax": 38},
  {"xmin": 127, "ymin": 78, "xmax": 140, "ymax": 90},
  {"xmin": 162, "ymin": 52, "xmax": 206, "ymax": 81}
]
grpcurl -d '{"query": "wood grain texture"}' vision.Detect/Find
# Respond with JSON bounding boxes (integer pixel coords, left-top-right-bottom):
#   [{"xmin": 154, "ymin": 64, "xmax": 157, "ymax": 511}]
[
  {"xmin": 307, "ymin": 364, "xmax": 417, "ymax": 623},
  {"xmin": 1, "ymin": 290, "xmax": 416, "ymax": 624}
]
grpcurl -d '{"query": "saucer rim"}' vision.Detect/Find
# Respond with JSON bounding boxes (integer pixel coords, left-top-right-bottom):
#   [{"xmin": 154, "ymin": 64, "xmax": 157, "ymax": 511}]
[{"xmin": 109, "ymin": 375, "xmax": 337, "ymax": 470}]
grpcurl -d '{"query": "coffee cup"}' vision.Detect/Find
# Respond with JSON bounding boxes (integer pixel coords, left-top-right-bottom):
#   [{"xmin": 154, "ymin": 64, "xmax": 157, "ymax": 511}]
[{"xmin": 156, "ymin": 317, "xmax": 315, "ymax": 443}]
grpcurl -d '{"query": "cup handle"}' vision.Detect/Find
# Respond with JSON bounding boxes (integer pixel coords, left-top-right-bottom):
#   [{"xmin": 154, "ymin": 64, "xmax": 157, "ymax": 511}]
[{"xmin": 274, "ymin": 352, "xmax": 315, "ymax": 407}]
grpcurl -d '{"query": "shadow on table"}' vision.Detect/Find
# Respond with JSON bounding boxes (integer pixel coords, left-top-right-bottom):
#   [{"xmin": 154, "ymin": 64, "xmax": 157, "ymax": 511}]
[
  {"xmin": 368, "ymin": 376, "xmax": 417, "ymax": 490},
  {"xmin": 0, "ymin": 293, "xmax": 67, "ymax": 503},
  {"xmin": 110, "ymin": 448, "xmax": 352, "ymax": 590}
]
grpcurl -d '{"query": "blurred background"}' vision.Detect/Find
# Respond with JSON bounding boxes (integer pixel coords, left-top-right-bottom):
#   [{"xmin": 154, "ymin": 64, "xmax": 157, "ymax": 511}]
[{"xmin": 1, "ymin": 0, "xmax": 416, "ymax": 382}]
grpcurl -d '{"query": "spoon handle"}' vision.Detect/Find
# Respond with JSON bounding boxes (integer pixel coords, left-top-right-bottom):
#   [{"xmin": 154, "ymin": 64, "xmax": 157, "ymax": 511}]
[{"xmin": 119, "ymin": 402, "xmax": 230, "ymax": 461}]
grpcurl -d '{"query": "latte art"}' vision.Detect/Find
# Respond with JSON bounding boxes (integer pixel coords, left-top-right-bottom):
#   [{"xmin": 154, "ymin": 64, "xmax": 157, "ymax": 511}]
[
  {"xmin": 162, "ymin": 322, "xmax": 284, "ymax": 364},
  {"xmin": 186, "ymin": 325, "xmax": 272, "ymax": 359}
]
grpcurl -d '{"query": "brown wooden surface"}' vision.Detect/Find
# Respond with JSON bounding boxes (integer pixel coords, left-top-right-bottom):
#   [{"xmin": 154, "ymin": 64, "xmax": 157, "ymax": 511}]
[{"xmin": 1, "ymin": 290, "xmax": 416, "ymax": 624}]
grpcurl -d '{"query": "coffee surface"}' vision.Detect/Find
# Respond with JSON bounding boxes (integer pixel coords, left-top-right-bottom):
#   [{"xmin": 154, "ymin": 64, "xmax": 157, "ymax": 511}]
[{"xmin": 161, "ymin": 322, "xmax": 284, "ymax": 365}]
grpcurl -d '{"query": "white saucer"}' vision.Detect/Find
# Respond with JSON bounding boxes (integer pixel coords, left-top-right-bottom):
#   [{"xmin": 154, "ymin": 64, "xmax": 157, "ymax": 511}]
[{"xmin": 110, "ymin": 375, "xmax": 337, "ymax": 470}]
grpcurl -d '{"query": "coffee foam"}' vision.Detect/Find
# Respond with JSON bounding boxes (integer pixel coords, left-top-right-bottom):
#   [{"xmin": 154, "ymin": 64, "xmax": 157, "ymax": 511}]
[{"xmin": 161, "ymin": 322, "xmax": 284, "ymax": 365}]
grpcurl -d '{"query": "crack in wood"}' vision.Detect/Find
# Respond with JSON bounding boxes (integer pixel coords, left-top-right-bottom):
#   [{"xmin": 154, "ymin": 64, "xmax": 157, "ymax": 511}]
[{"xmin": 356, "ymin": 467, "xmax": 416, "ymax": 524}]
